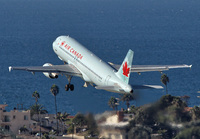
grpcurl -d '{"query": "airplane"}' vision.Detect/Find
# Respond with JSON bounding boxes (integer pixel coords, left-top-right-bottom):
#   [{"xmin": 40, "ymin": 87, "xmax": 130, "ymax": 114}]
[{"xmin": 9, "ymin": 36, "xmax": 192, "ymax": 94}]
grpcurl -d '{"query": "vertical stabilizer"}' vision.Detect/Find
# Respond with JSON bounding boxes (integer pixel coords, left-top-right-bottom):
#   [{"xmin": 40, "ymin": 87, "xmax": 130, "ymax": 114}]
[{"xmin": 116, "ymin": 49, "xmax": 134, "ymax": 84}]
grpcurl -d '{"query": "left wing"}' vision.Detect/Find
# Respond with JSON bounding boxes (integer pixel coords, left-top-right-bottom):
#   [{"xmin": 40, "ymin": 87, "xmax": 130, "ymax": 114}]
[
  {"xmin": 9, "ymin": 64, "xmax": 82, "ymax": 77},
  {"xmin": 108, "ymin": 62, "xmax": 192, "ymax": 73}
]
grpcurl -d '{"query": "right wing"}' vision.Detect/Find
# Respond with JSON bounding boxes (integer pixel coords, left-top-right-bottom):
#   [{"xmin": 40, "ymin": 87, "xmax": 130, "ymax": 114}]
[
  {"xmin": 131, "ymin": 65, "xmax": 192, "ymax": 72},
  {"xmin": 9, "ymin": 64, "xmax": 82, "ymax": 77},
  {"xmin": 108, "ymin": 62, "xmax": 192, "ymax": 73}
]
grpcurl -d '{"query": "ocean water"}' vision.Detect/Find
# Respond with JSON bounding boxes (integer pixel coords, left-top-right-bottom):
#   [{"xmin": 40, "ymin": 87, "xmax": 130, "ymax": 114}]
[{"xmin": 0, "ymin": 0, "xmax": 199, "ymax": 115}]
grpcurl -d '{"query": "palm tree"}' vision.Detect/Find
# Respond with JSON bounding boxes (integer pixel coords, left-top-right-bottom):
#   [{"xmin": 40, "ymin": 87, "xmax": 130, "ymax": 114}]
[
  {"xmin": 120, "ymin": 93, "xmax": 135, "ymax": 109},
  {"xmin": 50, "ymin": 84, "xmax": 59, "ymax": 135},
  {"xmin": 161, "ymin": 74, "xmax": 169, "ymax": 94},
  {"xmin": 32, "ymin": 91, "xmax": 40, "ymax": 105},
  {"xmin": 56, "ymin": 112, "xmax": 70, "ymax": 134},
  {"xmin": 61, "ymin": 112, "xmax": 70, "ymax": 126},
  {"xmin": 29, "ymin": 104, "xmax": 48, "ymax": 118},
  {"xmin": 56, "ymin": 112, "xmax": 62, "ymax": 134},
  {"xmin": 32, "ymin": 91, "xmax": 41, "ymax": 122},
  {"xmin": 108, "ymin": 96, "xmax": 118, "ymax": 110}
]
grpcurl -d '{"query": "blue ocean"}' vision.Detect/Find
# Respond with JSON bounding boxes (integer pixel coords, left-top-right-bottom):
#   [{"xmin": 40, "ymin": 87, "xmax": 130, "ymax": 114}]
[{"xmin": 0, "ymin": 0, "xmax": 199, "ymax": 115}]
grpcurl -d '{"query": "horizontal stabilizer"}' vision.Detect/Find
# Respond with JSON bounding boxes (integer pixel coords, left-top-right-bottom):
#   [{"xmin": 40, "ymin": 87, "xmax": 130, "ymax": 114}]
[
  {"xmin": 95, "ymin": 86, "xmax": 126, "ymax": 93},
  {"xmin": 131, "ymin": 85, "xmax": 163, "ymax": 90}
]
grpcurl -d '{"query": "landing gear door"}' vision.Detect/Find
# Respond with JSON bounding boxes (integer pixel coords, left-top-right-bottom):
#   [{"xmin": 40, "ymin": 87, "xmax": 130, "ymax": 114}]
[{"xmin": 105, "ymin": 75, "xmax": 111, "ymax": 85}]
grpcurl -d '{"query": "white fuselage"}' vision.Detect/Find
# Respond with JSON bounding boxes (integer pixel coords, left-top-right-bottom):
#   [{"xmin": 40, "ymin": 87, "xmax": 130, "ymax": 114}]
[{"xmin": 52, "ymin": 36, "xmax": 132, "ymax": 93}]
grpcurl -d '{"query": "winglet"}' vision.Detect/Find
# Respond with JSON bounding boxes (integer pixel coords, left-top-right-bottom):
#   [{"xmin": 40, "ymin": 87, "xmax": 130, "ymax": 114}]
[
  {"xmin": 9, "ymin": 66, "xmax": 12, "ymax": 72},
  {"xmin": 116, "ymin": 50, "xmax": 134, "ymax": 84}
]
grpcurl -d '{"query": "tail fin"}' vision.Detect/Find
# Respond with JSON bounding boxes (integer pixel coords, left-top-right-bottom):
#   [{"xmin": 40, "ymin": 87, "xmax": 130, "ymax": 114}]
[{"xmin": 116, "ymin": 49, "xmax": 134, "ymax": 84}]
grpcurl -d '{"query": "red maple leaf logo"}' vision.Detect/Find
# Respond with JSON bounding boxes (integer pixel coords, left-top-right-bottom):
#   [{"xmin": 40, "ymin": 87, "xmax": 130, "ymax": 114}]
[{"xmin": 123, "ymin": 62, "xmax": 130, "ymax": 77}]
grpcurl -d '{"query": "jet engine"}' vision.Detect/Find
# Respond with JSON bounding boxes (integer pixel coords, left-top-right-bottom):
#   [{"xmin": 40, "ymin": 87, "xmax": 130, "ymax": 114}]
[{"xmin": 43, "ymin": 63, "xmax": 58, "ymax": 79}]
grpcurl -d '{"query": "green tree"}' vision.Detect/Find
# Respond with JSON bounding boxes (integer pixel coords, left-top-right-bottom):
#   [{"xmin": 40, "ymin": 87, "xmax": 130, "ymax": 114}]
[
  {"xmin": 133, "ymin": 105, "xmax": 157, "ymax": 126},
  {"xmin": 190, "ymin": 106, "xmax": 200, "ymax": 121},
  {"xmin": 32, "ymin": 91, "xmax": 40, "ymax": 105},
  {"xmin": 32, "ymin": 91, "xmax": 41, "ymax": 121},
  {"xmin": 161, "ymin": 74, "xmax": 169, "ymax": 94},
  {"xmin": 128, "ymin": 126, "xmax": 151, "ymax": 139},
  {"xmin": 174, "ymin": 126, "xmax": 200, "ymax": 139},
  {"xmin": 85, "ymin": 113, "xmax": 99, "ymax": 137},
  {"xmin": 155, "ymin": 95, "xmax": 189, "ymax": 123},
  {"xmin": 56, "ymin": 112, "xmax": 70, "ymax": 134},
  {"xmin": 180, "ymin": 95, "xmax": 190, "ymax": 106},
  {"xmin": 29, "ymin": 104, "xmax": 48, "ymax": 118},
  {"xmin": 120, "ymin": 93, "xmax": 135, "ymax": 109},
  {"xmin": 67, "ymin": 124, "xmax": 74, "ymax": 134},
  {"xmin": 50, "ymin": 84, "xmax": 59, "ymax": 135},
  {"xmin": 19, "ymin": 125, "xmax": 29, "ymax": 133},
  {"xmin": 58, "ymin": 112, "xmax": 70, "ymax": 123},
  {"xmin": 72, "ymin": 113, "xmax": 87, "ymax": 128},
  {"xmin": 108, "ymin": 96, "xmax": 118, "ymax": 110},
  {"xmin": 129, "ymin": 105, "xmax": 138, "ymax": 114}
]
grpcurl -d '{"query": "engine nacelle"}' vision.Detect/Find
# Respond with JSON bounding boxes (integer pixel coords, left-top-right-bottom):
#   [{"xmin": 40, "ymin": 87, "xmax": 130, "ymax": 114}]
[{"xmin": 43, "ymin": 63, "xmax": 58, "ymax": 79}]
